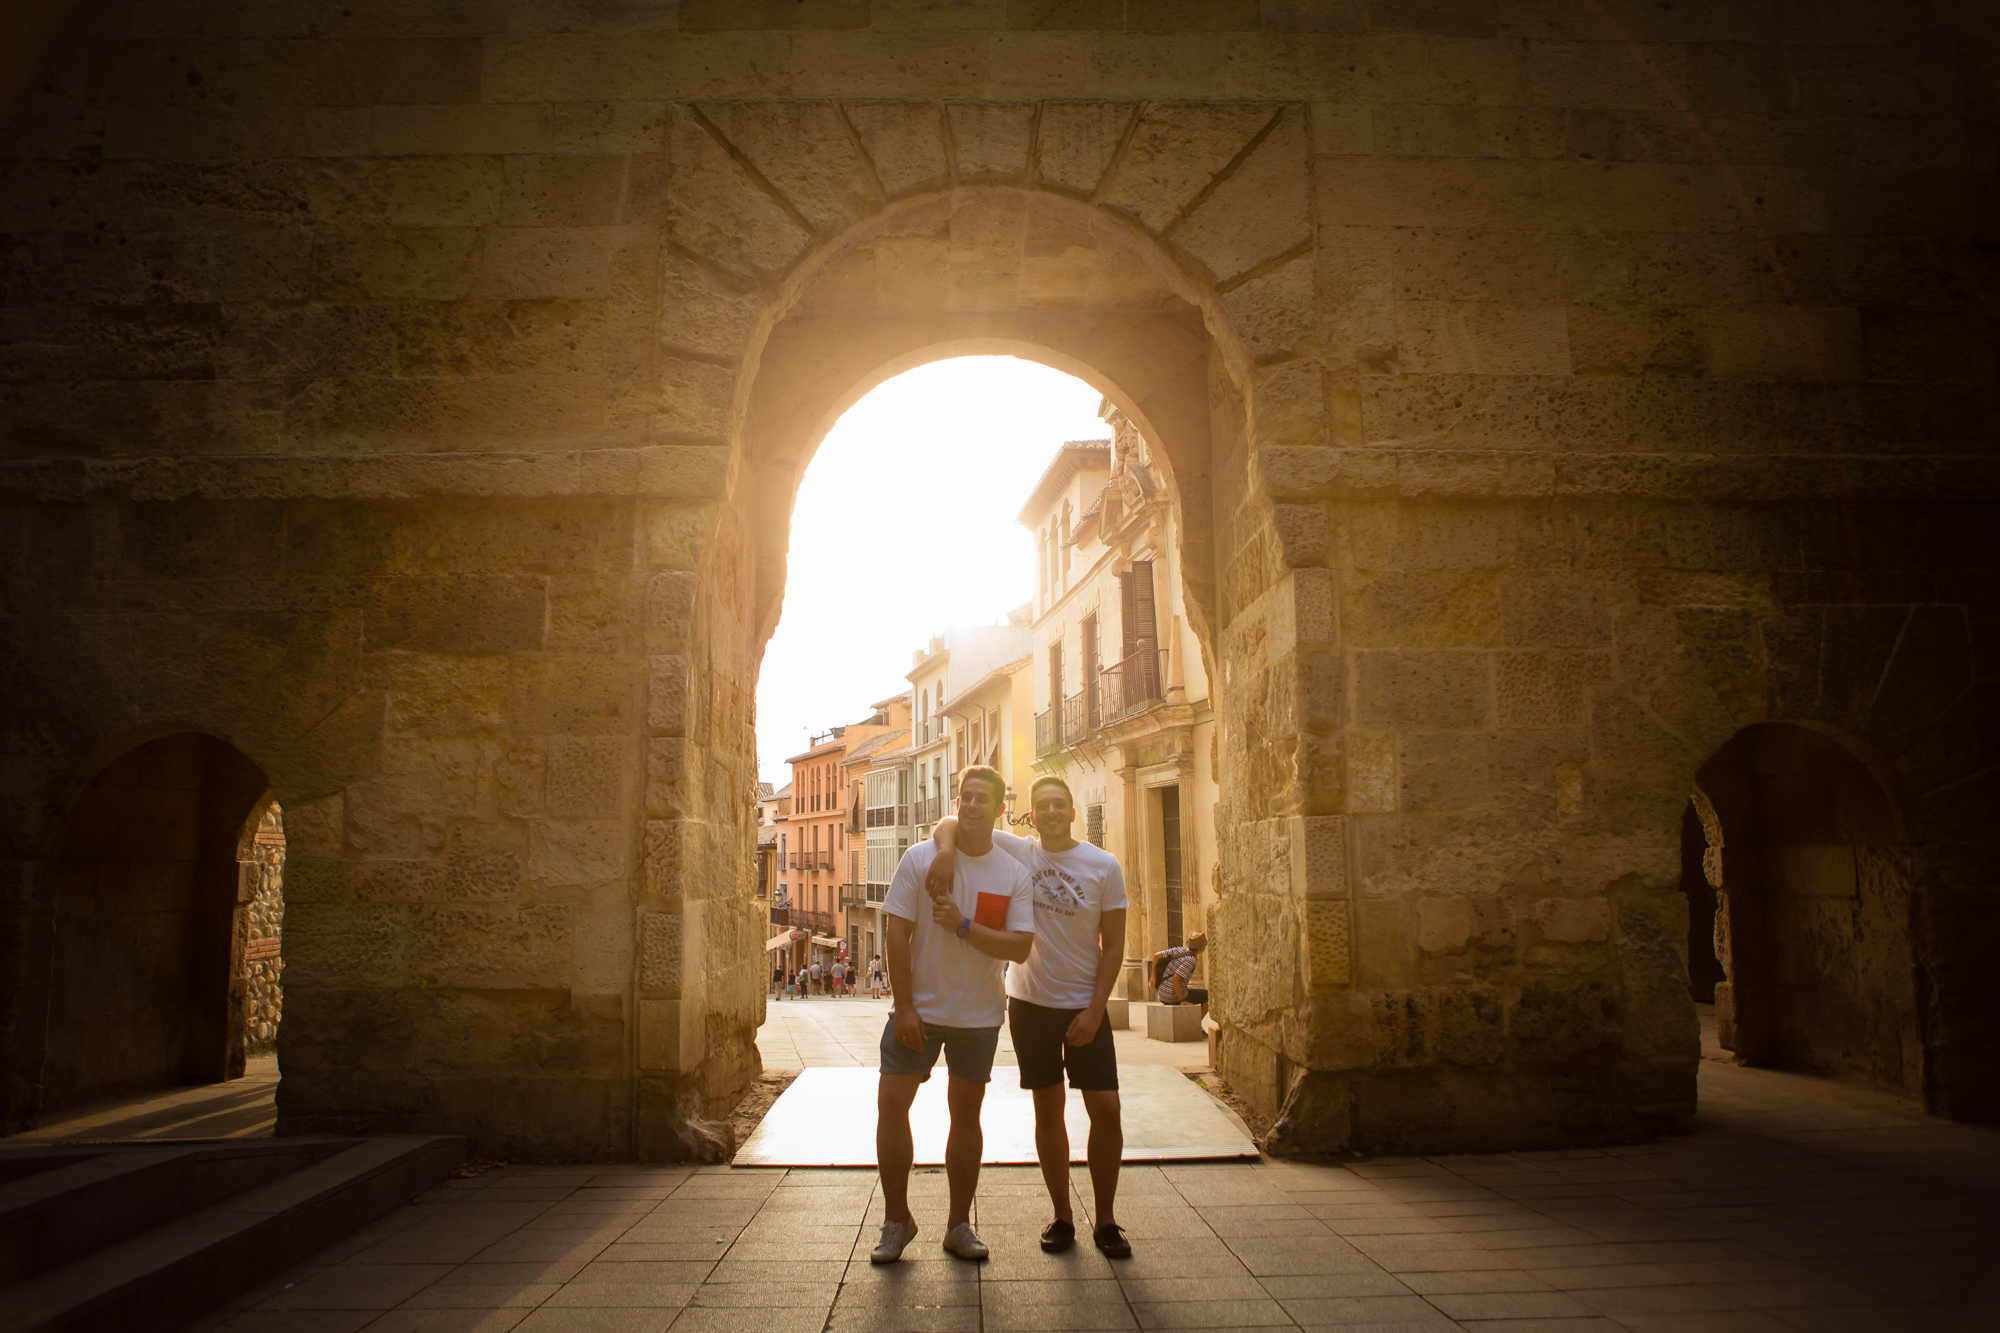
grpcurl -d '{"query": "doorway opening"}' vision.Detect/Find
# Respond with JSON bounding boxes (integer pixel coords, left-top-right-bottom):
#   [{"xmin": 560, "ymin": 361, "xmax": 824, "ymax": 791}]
[
  {"xmin": 1695, "ymin": 723, "xmax": 1924, "ymax": 1098},
  {"xmin": 40, "ymin": 733, "xmax": 279, "ymax": 1117}
]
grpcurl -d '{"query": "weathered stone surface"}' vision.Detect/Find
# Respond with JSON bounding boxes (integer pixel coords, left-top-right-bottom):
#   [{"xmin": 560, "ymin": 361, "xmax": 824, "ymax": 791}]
[{"xmin": 1, "ymin": 3, "xmax": 1993, "ymax": 1160}]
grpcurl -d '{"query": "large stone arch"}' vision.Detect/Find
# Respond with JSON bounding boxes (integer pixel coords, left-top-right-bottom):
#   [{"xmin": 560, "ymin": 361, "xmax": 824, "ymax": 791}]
[{"xmin": 0, "ymin": 0, "xmax": 1992, "ymax": 1158}]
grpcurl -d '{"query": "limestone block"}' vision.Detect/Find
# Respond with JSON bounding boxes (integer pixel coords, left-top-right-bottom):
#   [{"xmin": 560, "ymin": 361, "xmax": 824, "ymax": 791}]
[
  {"xmin": 647, "ymin": 654, "xmax": 691, "ymax": 735},
  {"xmin": 1103, "ymin": 996, "xmax": 1128, "ymax": 1028},
  {"xmin": 1287, "ymin": 813, "xmax": 1347, "ymax": 900},
  {"xmin": 646, "ymin": 501, "xmax": 722, "ymax": 571},
  {"xmin": 503, "ymin": 155, "xmax": 655, "ymax": 229},
  {"xmin": 529, "ymin": 819, "xmax": 628, "ymax": 890},
  {"xmin": 306, "ymin": 228, "xmax": 480, "ymax": 302},
  {"xmin": 477, "ymin": 226, "xmax": 625, "ymax": 300},
  {"xmin": 1395, "ymin": 300, "xmax": 1569, "ymax": 376},
  {"xmin": 786, "ymin": 34, "xmax": 987, "ymax": 99},
  {"xmin": 371, "ymin": 105, "xmax": 552, "ymax": 156},
  {"xmin": 658, "ymin": 251, "xmax": 764, "ymax": 362},
  {"xmin": 1346, "ymin": 734, "xmax": 1396, "ymax": 813},
  {"xmin": 1305, "ymin": 898, "xmax": 1351, "ymax": 989},
  {"xmin": 1249, "ymin": 360, "xmax": 1327, "ymax": 449},
  {"xmin": 1173, "ymin": 106, "xmax": 1311, "ymax": 282},
  {"xmin": 947, "ymin": 102, "xmax": 1034, "ymax": 179},
  {"xmin": 1354, "ymin": 895, "xmax": 1418, "ymax": 989},
  {"xmin": 697, "ymin": 102, "xmax": 882, "ymax": 234},
  {"xmin": 1096, "ymin": 103, "xmax": 1275, "ymax": 233},
  {"xmin": 546, "ymin": 736, "xmax": 625, "ymax": 818},
  {"xmin": 1220, "ymin": 253, "xmax": 1318, "ymax": 363},
  {"xmin": 1344, "ymin": 570, "xmax": 1500, "ymax": 650},
  {"xmin": 1529, "ymin": 896, "xmax": 1612, "ymax": 944},
  {"xmin": 1354, "ymin": 650, "xmax": 1489, "ymax": 728},
  {"xmin": 1399, "ymin": 732, "xmax": 1490, "ymax": 812},
  {"xmin": 284, "ymin": 793, "xmax": 345, "ymax": 857},
  {"xmin": 1416, "ymin": 896, "xmax": 1473, "ymax": 954},
  {"xmin": 666, "ymin": 108, "xmax": 812, "ymax": 276},
  {"xmin": 640, "ymin": 911, "xmax": 682, "ymax": 995},
  {"xmin": 646, "ymin": 574, "xmax": 696, "ymax": 653},
  {"xmin": 1035, "ymin": 101, "xmax": 1133, "ymax": 195},
  {"xmin": 1511, "ymin": 978, "xmax": 1619, "ymax": 1064},
  {"xmin": 1317, "ymin": 159, "xmax": 1543, "ymax": 229},
  {"xmin": 638, "ymin": 998, "xmax": 684, "ymax": 1070},
  {"xmin": 512, "ymin": 655, "xmax": 636, "ymax": 735},
  {"xmin": 1706, "ymin": 305, "xmax": 1863, "ymax": 381},
  {"xmin": 1148, "ymin": 1001, "xmax": 1204, "ymax": 1042},
  {"xmin": 1495, "ymin": 651, "xmax": 1608, "ymax": 729},
  {"xmin": 842, "ymin": 102, "xmax": 951, "ymax": 194}
]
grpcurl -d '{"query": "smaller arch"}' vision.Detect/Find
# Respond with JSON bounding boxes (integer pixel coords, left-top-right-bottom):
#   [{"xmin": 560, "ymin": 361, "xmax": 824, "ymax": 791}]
[
  {"xmin": 32, "ymin": 732, "xmax": 272, "ymax": 1116},
  {"xmin": 1694, "ymin": 721, "xmax": 1926, "ymax": 1100}
]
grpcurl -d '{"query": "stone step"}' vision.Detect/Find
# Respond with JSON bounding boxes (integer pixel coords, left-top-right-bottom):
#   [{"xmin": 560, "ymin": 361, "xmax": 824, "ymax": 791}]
[
  {"xmin": 0, "ymin": 1139, "xmax": 357, "ymax": 1284},
  {"xmin": 0, "ymin": 1135, "xmax": 466, "ymax": 1333}
]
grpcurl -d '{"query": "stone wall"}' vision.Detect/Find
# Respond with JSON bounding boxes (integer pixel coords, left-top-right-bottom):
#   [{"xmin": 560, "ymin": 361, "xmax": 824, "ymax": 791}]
[
  {"xmin": 244, "ymin": 804, "xmax": 285, "ymax": 1057},
  {"xmin": 0, "ymin": 0, "xmax": 1993, "ymax": 1154}
]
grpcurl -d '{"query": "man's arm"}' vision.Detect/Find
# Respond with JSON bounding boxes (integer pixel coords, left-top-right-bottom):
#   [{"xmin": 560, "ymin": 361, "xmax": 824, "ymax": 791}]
[
  {"xmin": 885, "ymin": 911, "xmax": 923, "ymax": 1050},
  {"xmin": 1064, "ymin": 906, "xmax": 1127, "ymax": 1047},
  {"xmin": 925, "ymin": 816, "xmax": 958, "ymax": 897},
  {"xmin": 925, "ymin": 892, "xmax": 1033, "ymax": 963}
]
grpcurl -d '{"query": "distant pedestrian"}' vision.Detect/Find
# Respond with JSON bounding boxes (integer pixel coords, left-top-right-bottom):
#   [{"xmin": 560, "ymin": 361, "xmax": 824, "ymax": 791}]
[
  {"xmin": 832, "ymin": 959, "xmax": 847, "ymax": 997},
  {"xmin": 870, "ymin": 955, "xmax": 885, "ymax": 998},
  {"xmin": 796, "ymin": 965, "xmax": 808, "ymax": 997},
  {"xmin": 810, "ymin": 959, "xmax": 822, "ymax": 995}
]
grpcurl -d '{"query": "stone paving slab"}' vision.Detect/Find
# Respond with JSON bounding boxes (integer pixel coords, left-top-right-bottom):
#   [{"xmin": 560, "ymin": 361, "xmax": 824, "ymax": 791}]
[
  {"xmin": 735, "ymin": 1064, "xmax": 1257, "ymax": 1167},
  {"xmin": 188, "ymin": 1053, "xmax": 2000, "ymax": 1333}
]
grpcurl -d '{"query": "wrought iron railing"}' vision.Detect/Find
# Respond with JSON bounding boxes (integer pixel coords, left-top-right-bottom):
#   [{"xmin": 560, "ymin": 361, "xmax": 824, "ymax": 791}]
[
  {"xmin": 1098, "ymin": 650, "xmax": 1163, "ymax": 722},
  {"xmin": 1062, "ymin": 690, "xmax": 1092, "ymax": 745},
  {"xmin": 1034, "ymin": 707, "xmax": 1061, "ymax": 757}
]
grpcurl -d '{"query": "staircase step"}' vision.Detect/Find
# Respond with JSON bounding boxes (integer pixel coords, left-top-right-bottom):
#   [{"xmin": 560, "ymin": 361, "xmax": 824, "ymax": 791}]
[
  {"xmin": 0, "ymin": 1140, "xmax": 355, "ymax": 1284},
  {"xmin": 0, "ymin": 1135, "xmax": 466, "ymax": 1333}
]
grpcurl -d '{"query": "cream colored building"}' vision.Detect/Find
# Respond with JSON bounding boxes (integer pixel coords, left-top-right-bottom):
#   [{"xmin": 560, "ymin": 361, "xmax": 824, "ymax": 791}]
[{"xmin": 1022, "ymin": 411, "xmax": 1218, "ymax": 1001}]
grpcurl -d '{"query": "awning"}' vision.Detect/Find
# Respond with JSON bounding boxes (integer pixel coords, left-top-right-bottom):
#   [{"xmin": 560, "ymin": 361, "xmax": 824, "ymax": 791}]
[
  {"xmin": 765, "ymin": 933, "xmax": 795, "ymax": 952},
  {"xmin": 810, "ymin": 935, "xmax": 842, "ymax": 949}
]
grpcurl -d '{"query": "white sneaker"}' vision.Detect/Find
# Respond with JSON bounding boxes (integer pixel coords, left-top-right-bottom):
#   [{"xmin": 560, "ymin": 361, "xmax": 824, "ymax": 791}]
[
  {"xmin": 870, "ymin": 1217, "xmax": 919, "ymax": 1264},
  {"xmin": 941, "ymin": 1222, "xmax": 989, "ymax": 1260}
]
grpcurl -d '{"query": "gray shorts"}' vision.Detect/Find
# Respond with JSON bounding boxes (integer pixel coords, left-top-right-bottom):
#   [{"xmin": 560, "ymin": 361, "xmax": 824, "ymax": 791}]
[{"xmin": 879, "ymin": 1017, "xmax": 1001, "ymax": 1084}]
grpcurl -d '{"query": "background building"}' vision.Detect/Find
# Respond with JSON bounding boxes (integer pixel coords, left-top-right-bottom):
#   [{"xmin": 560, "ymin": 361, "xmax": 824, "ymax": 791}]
[{"xmin": 1023, "ymin": 409, "xmax": 1218, "ymax": 999}]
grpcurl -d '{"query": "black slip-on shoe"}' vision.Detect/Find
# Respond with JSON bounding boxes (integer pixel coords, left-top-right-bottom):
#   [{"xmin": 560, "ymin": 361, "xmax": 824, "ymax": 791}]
[
  {"xmin": 1040, "ymin": 1218, "xmax": 1076, "ymax": 1252},
  {"xmin": 1092, "ymin": 1223, "xmax": 1131, "ymax": 1258}
]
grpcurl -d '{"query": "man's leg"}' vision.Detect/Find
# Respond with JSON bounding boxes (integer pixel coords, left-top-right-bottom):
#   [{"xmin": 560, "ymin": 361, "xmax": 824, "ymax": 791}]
[
  {"xmin": 1031, "ymin": 1084, "xmax": 1072, "ymax": 1223},
  {"xmin": 877, "ymin": 1073, "xmax": 922, "ymax": 1224},
  {"xmin": 1080, "ymin": 1089, "xmax": 1123, "ymax": 1229},
  {"xmin": 944, "ymin": 1075, "xmax": 985, "ymax": 1228}
]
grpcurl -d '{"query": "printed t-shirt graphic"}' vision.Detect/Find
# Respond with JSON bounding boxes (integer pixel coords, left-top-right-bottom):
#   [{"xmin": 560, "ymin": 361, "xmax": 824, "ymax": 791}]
[
  {"xmin": 881, "ymin": 841, "xmax": 1035, "ymax": 1029},
  {"xmin": 988, "ymin": 829, "xmax": 1128, "ymax": 1010}
]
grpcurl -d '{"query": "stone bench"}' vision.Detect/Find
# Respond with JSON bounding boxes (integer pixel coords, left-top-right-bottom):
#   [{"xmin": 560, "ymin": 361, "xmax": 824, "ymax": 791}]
[
  {"xmin": 1104, "ymin": 997, "xmax": 1128, "ymax": 1029},
  {"xmin": 1147, "ymin": 1002, "xmax": 1204, "ymax": 1043}
]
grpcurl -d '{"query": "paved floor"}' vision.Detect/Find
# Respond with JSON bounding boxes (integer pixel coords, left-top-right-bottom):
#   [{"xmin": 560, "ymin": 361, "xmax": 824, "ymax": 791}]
[
  {"xmin": 8, "ymin": 1053, "xmax": 279, "ymax": 1141},
  {"xmin": 187, "ymin": 1012, "xmax": 2000, "ymax": 1333},
  {"xmin": 756, "ymin": 994, "xmax": 1213, "ymax": 1075}
]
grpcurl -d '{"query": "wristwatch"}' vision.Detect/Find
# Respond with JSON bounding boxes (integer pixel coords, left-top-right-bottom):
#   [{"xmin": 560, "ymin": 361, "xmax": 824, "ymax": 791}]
[{"xmin": 956, "ymin": 916, "xmax": 972, "ymax": 940}]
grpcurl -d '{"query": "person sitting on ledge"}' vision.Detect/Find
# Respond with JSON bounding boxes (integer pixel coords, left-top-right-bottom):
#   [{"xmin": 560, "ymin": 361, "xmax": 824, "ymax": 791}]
[{"xmin": 1151, "ymin": 932, "xmax": 1208, "ymax": 1019}]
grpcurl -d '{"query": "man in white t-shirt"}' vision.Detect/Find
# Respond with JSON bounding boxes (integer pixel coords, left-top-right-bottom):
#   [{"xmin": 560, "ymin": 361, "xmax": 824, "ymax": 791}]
[
  {"xmin": 871, "ymin": 765, "xmax": 1035, "ymax": 1266},
  {"xmin": 929, "ymin": 775, "xmax": 1133, "ymax": 1259}
]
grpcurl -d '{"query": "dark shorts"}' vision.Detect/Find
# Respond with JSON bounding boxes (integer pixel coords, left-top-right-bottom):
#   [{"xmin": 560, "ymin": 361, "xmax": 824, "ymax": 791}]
[
  {"xmin": 1164, "ymin": 988, "xmax": 1209, "ymax": 1006},
  {"xmin": 879, "ymin": 1017, "xmax": 1001, "ymax": 1084},
  {"xmin": 1008, "ymin": 997, "xmax": 1120, "ymax": 1093}
]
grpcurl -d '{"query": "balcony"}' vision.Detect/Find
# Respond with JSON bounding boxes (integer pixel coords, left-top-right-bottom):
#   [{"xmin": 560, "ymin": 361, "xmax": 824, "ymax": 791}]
[
  {"xmin": 818, "ymin": 854, "xmax": 834, "ymax": 871},
  {"xmin": 866, "ymin": 805, "xmax": 911, "ymax": 829},
  {"xmin": 787, "ymin": 852, "xmax": 802, "ymax": 870},
  {"xmin": 1034, "ymin": 707, "xmax": 1062, "ymax": 758},
  {"xmin": 1099, "ymin": 650, "xmax": 1163, "ymax": 723},
  {"xmin": 1062, "ymin": 690, "xmax": 1093, "ymax": 746}
]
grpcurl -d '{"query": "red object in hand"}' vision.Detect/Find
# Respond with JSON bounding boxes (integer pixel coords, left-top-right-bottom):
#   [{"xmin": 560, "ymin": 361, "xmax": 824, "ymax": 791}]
[{"xmin": 973, "ymin": 892, "xmax": 1009, "ymax": 931}]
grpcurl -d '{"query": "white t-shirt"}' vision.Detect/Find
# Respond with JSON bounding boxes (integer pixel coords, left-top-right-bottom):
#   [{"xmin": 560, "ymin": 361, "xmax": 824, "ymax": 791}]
[
  {"xmin": 883, "ymin": 841, "xmax": 1035, "ymax": 1029},
  {"xmin": 989, "ymin": 830, "xmax": 1129, "ymax": 1010}
]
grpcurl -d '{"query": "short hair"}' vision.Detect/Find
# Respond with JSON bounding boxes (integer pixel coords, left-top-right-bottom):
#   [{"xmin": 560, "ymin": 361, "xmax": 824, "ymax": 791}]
[
  {"xmin": 1029, "ymin": 775, "xmax": 1075, "ymax": 806},
  {"xmin": 956, "ymin": 764, "xmax": 1006, "ymax": 805}
]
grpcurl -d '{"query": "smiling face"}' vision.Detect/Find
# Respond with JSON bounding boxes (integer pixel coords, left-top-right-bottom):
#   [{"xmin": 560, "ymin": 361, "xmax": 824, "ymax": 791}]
[
  {"xmin": 955, "ymin": 769, "xmax": 1004, "ymax": 838},
  {"xmin": 1030, "ymin": 780, "xmax": 1075, "ymax": 842}
]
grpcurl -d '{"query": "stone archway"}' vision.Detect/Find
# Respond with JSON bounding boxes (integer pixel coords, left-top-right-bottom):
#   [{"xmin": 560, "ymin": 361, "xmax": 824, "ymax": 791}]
[
  {"xmin": 1695, "ymin": 723, "xmax": 1926, "ymax": 1100},
  {"xmin": 34, "ymin": 732, "xmax": 270, "ymax": 1115},
  {"xmin": 644, "ymin": 96, "xmax": 1328, "ymax": 1153}
]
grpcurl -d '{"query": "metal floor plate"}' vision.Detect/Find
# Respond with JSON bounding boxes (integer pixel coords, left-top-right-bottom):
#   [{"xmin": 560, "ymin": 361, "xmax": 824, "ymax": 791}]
[{"xmin": 733, "ymin": 1063, "xmax": 1258, "ymax": 1168}]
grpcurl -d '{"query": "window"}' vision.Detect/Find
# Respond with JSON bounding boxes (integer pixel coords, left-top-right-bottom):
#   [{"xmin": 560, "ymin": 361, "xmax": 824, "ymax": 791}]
[
  {"xmin": 1060, "ymin": 502, "xmax": 1071, "ymax": 578},
  {"xmin": 1086, "ymin": 804, "xmax": 1104, "ymax": 847}
]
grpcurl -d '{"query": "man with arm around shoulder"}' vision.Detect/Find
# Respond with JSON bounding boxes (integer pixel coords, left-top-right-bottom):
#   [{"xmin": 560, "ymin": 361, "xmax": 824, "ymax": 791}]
[
  {"xmin": 872, "ymin": 765, "xmax": 1036, "ymax": 1264},
  {"xmin": 930, "ymin": 774, "xmax": 1133, "ymax": 1259}
]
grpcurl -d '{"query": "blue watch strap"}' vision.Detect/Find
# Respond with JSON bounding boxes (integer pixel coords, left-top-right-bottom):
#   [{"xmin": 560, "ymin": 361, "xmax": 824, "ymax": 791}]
[{"xmin": 956, "ymin": 916, "xmax": 972, "ymax": 939}]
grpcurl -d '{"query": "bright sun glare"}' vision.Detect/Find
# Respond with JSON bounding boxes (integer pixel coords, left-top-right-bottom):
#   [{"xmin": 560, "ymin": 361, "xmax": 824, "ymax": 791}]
[{"xmin": 756, "ymin": 357, "xmax": 1111, "ymax": 786}]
